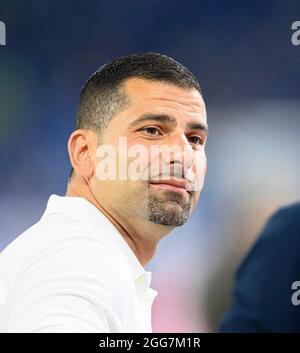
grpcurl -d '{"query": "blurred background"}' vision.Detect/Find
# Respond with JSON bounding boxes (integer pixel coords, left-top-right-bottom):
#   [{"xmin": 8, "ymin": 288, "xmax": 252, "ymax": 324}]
[{"xmin": 1, "ymin": 0, "xmax": 300, "ymax": 332}]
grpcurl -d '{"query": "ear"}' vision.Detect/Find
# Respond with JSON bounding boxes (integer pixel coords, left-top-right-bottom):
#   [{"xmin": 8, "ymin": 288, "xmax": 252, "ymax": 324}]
[{"xmin": 68, "ymin": 129, "xmax": 96, "ymax": 178}]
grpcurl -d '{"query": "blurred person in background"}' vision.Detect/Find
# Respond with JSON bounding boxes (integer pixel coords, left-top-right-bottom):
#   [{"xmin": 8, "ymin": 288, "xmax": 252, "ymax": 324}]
[
  {"xmin": 219, "ymin": 202, "xmax": 300, "ymax": 332},
  {"xmin": 0, "ymin": 52, "xmax": 208, "ymax": 332}
]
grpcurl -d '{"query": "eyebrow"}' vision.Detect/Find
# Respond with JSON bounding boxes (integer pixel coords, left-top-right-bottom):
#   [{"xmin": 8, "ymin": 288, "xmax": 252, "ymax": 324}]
[{"xmin": 128, "ymin": 113, "xmax": 208, "ymax": 135}]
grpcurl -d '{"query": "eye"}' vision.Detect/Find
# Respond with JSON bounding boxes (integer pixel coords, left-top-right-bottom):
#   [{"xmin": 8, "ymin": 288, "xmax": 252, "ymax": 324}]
[
  {"xmin": 141, "ymin": 126, "xmax": 162, "ymax": 136},
  {"xmin": 189, "ymin": 135, "xmax": 203, "ymax": 145}
]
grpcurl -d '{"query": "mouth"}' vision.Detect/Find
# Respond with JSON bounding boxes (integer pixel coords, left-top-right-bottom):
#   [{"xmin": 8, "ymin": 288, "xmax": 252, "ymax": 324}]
[{"xmin": 149, "ymin": 179, "xmax": 191, "ymax": 195}]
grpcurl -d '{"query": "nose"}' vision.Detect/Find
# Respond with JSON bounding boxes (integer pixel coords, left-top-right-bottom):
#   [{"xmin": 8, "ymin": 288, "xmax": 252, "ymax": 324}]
[{"xmin": 161, "ymin": 133, "xmax": 195, "ymax": 177}]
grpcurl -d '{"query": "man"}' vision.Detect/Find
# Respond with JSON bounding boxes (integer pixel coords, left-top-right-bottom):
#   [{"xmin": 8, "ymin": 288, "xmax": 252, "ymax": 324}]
[
  {"xmin": 220, "ymin": 202, "xmax": 300, "ymax": 332},
  {"xmin": 0, "ymin": 52, "xmax": 208, "ymax": 332}
]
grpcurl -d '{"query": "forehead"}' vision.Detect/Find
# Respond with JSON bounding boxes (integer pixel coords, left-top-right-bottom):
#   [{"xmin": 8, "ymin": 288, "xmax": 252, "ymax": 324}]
[{"xmin": 121, "ymin": 78, "xmax": 206, "ymax": 124}]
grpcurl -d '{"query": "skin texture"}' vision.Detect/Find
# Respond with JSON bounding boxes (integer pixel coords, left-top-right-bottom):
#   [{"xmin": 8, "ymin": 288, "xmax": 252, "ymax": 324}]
[{"xmin": 66, "ymin": 78, "xmax": 208, "ymax": 266}]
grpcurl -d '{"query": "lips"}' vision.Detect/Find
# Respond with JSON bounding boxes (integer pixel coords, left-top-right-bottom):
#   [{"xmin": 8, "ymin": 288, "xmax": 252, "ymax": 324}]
[{"xmin": 149, "ymin": 179, "xmax": 191, "ymax": 193}]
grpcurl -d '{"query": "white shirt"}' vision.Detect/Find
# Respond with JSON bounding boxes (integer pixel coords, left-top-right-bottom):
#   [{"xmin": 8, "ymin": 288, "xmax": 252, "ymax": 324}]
[{"xmin": 0, "ymin": 194, "xmax": 158, "ymax": 332}]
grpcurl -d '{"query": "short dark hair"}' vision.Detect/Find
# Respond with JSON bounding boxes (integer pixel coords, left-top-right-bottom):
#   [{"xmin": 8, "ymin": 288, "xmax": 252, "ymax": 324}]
[{"xmin": 69, "ymin": 52, "xmax": 202, "ymax": 180}]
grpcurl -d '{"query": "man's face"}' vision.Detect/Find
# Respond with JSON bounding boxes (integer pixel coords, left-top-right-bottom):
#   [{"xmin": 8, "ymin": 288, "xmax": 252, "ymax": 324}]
[{"xmin": 92, "ymin": 78, "xmax": 208, "ymax": 227}]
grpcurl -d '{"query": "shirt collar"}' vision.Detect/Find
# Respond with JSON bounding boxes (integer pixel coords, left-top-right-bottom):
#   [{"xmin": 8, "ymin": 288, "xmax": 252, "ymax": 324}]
[{"xmin": 41, "ymin": 194, "xmax": 158, "ymax": 298}]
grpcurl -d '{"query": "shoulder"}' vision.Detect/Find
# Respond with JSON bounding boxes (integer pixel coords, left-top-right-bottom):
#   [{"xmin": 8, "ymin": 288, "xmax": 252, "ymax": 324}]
[
  {"xmin": 249, "ymin": 201, "xmax": 300, "ymax": 257},
  {"xmin": 1, "ymin": 214, "xmax": 132, "ymax": 296},
  {"xmin": 236, "ymin": 201, "xmax": 300, "ymax": 282},
  {"xmin": 26, "ymin": 226, "xmax": 130, "ymax": 281},
  {"xmin": 263, "ymin": 201, "xmax": 300, "ymax": 237},
  {"xmin": 1, "ymin": 211, "xmax": 125, "ymax": 268},
  {"xmin": 220, "ymin": 202, "xmax": 300, "ymax": 332}
]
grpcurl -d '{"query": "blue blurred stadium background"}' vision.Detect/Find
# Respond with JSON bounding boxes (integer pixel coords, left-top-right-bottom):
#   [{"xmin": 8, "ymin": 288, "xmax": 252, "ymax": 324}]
[{"xmin": 0, "ymin": 0, "xmax": 300, "ymax": 332}]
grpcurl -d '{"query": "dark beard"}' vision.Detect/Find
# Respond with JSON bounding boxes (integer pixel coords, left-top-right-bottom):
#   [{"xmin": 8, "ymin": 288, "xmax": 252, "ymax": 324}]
[{"xmin": 147, "ymin": 189, "xmax": 192, "ymax": 226}]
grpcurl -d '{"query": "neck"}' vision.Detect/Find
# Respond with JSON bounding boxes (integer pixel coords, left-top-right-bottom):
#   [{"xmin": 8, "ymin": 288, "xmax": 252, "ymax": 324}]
[{"xmin": 65, "ymin": 175, "xmax": 173, "ymax": 267}]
